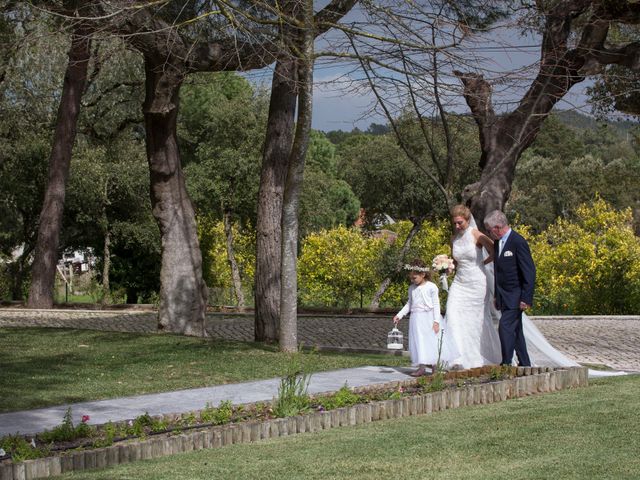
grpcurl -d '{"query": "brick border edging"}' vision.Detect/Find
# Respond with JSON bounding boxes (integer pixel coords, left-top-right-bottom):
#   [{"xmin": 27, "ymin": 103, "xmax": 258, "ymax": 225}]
[{"xmin": 0, "ymin": 366, "xmax": 588, "ymax": 480}]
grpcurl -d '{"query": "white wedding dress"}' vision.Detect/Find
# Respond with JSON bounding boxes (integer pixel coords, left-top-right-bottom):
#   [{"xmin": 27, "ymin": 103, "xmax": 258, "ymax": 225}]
[
  {"xmin": 445, "ymin": 223, "xmax": 590, "ymax": 371},
  {"xmin": 445, "ymin": 226, "xmax": 502, "ymax": 368}
]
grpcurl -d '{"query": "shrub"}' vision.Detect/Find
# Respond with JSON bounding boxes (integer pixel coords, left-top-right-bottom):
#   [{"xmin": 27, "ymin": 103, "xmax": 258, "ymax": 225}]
[
  {"xmin": 377, "ymin": 220, "xmax": 451, "ymax": 308},
  {"xmin": 298, "ymin": 226, "xmax": 387, "ymax": 307},
  {"xmin": 198, "ymin": 217, "xmax": 255, "ymax": 305},
  {"xmin": 0, "ymin": 435, "xmax": 49, "ymax": 462},
  {"xmin": 298, "ymin": 220, "xmax": 452, "ymax": 309},
  {"xmin": 530, "ymin": 198, "xmax": 640, "ymax": 314},
  {"xmin": 316, "ymin": 384, "xmax": 362, "ymax": 410}
]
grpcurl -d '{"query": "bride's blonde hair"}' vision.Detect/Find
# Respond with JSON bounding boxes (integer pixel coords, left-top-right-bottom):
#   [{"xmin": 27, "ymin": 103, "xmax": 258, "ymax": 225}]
[{"xmin": 450, "ymin": 204, "xmax": 471, "ymax": 220}]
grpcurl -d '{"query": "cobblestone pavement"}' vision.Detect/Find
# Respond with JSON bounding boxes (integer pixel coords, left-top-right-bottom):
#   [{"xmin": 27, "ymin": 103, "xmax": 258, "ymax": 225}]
[{"xmin": 1, "ymin": 309, "xmax": 638, "ymax": 371}]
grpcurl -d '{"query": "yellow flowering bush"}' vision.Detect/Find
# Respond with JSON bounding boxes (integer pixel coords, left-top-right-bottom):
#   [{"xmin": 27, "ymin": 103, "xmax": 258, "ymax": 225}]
[
  {"xmin": 298, "ymin": 226, "xmax": 387, "ymax": 307},
  {"xmin": 530, "ymin": 198, "xmax": 640, "ymax": 314},
  {"xmin": 198, "ymin": 217, "xmax": 256, "ymax": 304},
  {"xmin": 196, "ymin": 199, "xmax": 640, "ymax": 315}
]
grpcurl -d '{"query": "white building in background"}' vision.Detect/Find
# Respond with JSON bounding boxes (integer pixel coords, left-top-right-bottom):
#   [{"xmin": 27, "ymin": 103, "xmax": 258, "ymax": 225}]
[{"xmin": 59, "ymin": 249, "xmax": 95, "ymax": 273}]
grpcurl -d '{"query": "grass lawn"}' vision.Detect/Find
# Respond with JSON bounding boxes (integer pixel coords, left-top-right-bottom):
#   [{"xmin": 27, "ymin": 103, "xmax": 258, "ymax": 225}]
[
  {"xmin": 53, "ymin": 375, "xmax": 639, "ymax": 480},
  {"xmin": 0, "ymin": 327, "xmax": 409, "ymax": 412}
]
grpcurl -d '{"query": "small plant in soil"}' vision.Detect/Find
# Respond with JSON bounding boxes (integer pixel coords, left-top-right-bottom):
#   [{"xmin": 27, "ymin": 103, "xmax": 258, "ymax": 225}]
[
  {"xmin": 315, "ymin": 384, "xmax": 362, "ymax": 410},
  {"xmin": 0, "ymin": 435, "xmax": 49, "ymax": 463},
  {"xmin": 200, "ymin": 400, "xmax": 233, "ymax": 425},
  {"xmin": 39, "ymin": 408, "xmax": 93, "ymax": 443}
]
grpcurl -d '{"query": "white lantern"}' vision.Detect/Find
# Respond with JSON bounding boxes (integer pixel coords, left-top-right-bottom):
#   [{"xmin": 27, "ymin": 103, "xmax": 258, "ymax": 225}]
[{"xmin": 387, "ymin": 327, "xmax": 404, "ymax": 350}]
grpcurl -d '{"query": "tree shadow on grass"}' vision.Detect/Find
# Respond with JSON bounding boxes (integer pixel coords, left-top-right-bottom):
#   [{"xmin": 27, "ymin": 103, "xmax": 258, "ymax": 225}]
[{"xmin": 0, "ymin": 328, "xmax": 294, "ymax": 412}]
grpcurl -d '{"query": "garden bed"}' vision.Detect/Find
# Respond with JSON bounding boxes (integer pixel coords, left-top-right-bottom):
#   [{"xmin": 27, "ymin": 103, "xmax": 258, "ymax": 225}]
[{"xmin": 0, "ymin": 366, "xmax": 588, "ymax": 480}]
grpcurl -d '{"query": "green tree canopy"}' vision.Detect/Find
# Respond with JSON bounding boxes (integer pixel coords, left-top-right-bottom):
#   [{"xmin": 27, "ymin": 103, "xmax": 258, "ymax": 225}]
[{"xmin": 300, "ymin": 131, "xmax": 360, "ymax": 237}]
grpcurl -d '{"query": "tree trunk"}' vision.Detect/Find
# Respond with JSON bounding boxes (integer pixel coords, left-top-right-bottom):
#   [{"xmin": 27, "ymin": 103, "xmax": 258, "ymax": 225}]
[
  {"xmin": 143, "ymin": 61, "xmax": 207, "ymax": 337},
  {"xmin": 280, "ymin": 0, "xmax": 314, "ymax": 352},
  {"xmin": 370, "ymin": 217, "xmax": 424, "ymax": 309},
  {"xmin": 254, "ymin": 58, "xmax": 298, "ymax": 343},
  {"xmin": 223, "ymin": 209, "xmax": 246, "ymax": 310},
  {"xmin": 101, "ymin": 225, "xmax": 111, "ymax": 306},
  {"xmin": 27, "ymin": 27, "xmax": 91, "ymax": 309},
  {"xmin": 10, "ymin": 262, "xmax": 23, "ymax": 301}
]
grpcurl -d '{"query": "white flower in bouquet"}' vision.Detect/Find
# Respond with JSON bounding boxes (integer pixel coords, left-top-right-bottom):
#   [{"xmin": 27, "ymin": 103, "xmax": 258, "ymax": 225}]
[
  {"xmin": 432, "ymin": 254, "xmax": 454, "ymax": 291},
  {"xmin": 432, "ymin": 254, "xmax": 454, "ymax": 275}
]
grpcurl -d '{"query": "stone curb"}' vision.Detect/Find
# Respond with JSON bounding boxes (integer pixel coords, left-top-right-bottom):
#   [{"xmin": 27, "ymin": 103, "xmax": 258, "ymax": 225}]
[{"xmin": 0, "ymin": 366, "xmax": 588, "ymax": 480}]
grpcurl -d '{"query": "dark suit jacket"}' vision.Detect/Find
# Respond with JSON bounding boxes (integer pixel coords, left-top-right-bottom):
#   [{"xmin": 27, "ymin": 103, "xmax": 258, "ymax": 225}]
[{"xmin": 493, "ymin": 229, "xmax": 536, "ymax": 310}]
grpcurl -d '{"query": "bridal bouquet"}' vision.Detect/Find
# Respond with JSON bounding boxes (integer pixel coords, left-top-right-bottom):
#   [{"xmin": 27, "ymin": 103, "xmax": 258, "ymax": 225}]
[{"xmin": 432, "ymin": 254, "xmax": 454, "ymax": 291}]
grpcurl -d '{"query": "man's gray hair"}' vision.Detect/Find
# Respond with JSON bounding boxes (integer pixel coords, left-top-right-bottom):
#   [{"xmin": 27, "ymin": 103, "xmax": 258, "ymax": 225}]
[{"xmin": 484, "ymin": 210, "xmax": 508, "ymax": 228}]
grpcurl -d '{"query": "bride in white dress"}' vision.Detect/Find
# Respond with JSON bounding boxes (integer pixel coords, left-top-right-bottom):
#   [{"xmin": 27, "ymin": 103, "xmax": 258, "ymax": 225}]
[
  {"xmin": 445, "ymin": 205, "xmax": 583, "ymax": 370},
  {"xmin": 445, "ymin": 205, "xmax": 502, "ymax": 368}
]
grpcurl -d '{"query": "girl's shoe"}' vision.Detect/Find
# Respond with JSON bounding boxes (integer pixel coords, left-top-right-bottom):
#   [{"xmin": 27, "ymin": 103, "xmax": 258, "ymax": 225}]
[{"xmin": 410, "ymin": 367, "xmax": 426, "ymax": 377}]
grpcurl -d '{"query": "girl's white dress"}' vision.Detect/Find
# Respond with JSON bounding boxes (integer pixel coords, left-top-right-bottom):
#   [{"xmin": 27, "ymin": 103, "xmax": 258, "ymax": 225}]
[{"xmin": 396, "ymin": 281, "xmax": 459, "ymax": 366}]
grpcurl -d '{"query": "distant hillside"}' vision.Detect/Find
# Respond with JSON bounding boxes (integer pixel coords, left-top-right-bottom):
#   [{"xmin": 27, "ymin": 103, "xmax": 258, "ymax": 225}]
[
  {"xmin": 554, "ymin": 110, "xmax": 638, "ymax": 134},
  {"xmin": 322, "ymin": 110, "xmax": 639, "ymax": 144}
]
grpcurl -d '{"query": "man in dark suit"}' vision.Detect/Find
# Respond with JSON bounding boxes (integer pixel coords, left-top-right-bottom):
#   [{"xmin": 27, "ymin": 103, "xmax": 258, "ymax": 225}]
[{"xmin": 484, "ymin": 210, "xmax": 535, "ymax": 366}]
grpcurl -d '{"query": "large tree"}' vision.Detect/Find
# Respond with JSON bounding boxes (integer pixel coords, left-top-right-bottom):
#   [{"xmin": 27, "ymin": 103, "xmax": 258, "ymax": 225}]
[
  {"xmin": 327, "ymin": 0, "xmax": 515, "ymax": 307},
  {"xmin": 27, "ymin": 18, "xmax": 92, "ymax": 308},
  {"xmin": 254, "ymin": 0, "xmax": 357, "ymax": 344},
  {"xmin": 0, "ymin": 9, "xmax": 67, "ymax": 300},
  {"xmin": 28, "ymin": 0, "xmax": 353, "ymax": 336},
  {"xmin": 333, "ymin": 1, "xmax": 640, "ymax": 231},
  {"xmin": 110, "ymin": 0, "xmax": 355, "ymax": 337},
  {"xmin": 454, "ymin": 1, "xmax": 640, "ymax": 226}
]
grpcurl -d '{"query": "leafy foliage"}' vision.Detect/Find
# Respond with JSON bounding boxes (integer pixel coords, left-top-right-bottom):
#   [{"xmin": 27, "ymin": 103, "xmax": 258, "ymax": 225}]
[
  {"xmin": 0, "ymin": 434, "xmax": 49, "ymax": 462},
  {"xmin": 530, "ymin": 198, "xmax": 640, "ymax": 314},
  {"xmin": 39, "ymin": 407, "xmax": 93, "ymax": 443},
  {"xmin": 181, "ymin": 72, "xmax": 266, "ymax": 225},
  {"xmin": 198, "ymin": 217, "xmax": 255, "ymax": 304},
  {"xmin": 201, "ymin": 400, "xmax": 234, "ymax": 425},
  {"xmin": 298, "ymin": 226, "xmax": 388, "ymax": 307},
  {"xmin": 315, "ymin": 384, "xmax": 362, "ymax": 410},
  {"xmin": 336, "ymin": 133, "xmax": 439, "ymax": 225},
  {"xmin": 511, "ymin": 113, "xmax": 640, "ymax": 233},
  {"xmin": 300, "ymin": 131, "xmax": 360, "ymax": 237}
]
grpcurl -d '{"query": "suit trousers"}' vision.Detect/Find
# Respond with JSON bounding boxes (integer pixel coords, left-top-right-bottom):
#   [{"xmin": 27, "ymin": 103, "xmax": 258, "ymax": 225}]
[{"xmin": 498, "ymin": 308, "xmax": 531, "ymax": 366}]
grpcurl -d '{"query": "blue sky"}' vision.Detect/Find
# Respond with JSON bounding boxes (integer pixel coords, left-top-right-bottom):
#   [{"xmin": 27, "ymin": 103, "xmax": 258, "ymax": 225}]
[
  {"xmin": 244, "ymin": 17, "xmax": 600, "ymax": 133},
  {"xmin": 308, "ymin": 28, "xmax": 599, "ymax": 132}
]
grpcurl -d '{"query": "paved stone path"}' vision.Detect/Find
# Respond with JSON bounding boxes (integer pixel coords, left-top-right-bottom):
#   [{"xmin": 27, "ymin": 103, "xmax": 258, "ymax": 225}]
[
  {"xmin": 0, "ymin": 309, "xmax": 638, "ymax": 371},
  {"xmin": 0, "ymin": 365, "xmax": 412, "ymax": 437}
]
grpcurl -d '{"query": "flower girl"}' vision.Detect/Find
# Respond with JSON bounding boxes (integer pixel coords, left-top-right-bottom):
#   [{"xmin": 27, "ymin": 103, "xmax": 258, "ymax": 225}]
[{"xmin": 393, "ymin": 258, "xmax": 458, "ymax": 376}]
